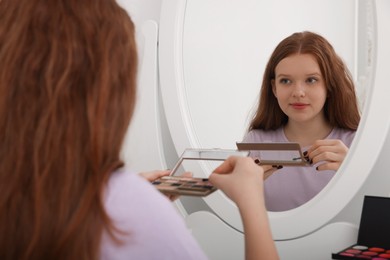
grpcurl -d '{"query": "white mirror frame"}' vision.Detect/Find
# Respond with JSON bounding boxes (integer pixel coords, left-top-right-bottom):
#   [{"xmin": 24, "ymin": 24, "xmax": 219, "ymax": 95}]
[{"xmin": 158, "ymin": 0, "xmax": 390, "ymax": 240}]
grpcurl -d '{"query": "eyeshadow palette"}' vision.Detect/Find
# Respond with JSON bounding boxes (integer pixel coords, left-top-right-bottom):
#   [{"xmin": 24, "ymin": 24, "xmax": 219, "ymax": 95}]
[
  {"xmin": 152, "ymin": 176, "xmax": 217, "ymax": 197},
  {"xmin": 332, "ymin": 245, "xmax": 390, "ymax": 259},
  {"xmin": 236, "ymin": 142, "xmax": 310, "ymax": 166},
  {"xmin": 154, "ymin": 148, "xmax": 249, "ymax": 197},
  {"xmin": 332, "ymin": 196, "xmax": 390, "ymax": 260}
]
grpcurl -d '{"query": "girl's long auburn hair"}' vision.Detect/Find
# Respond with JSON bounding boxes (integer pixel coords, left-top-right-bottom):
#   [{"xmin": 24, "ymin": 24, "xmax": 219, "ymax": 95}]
[
  {"xmin": 0, "ymin": 0, "xmax": 137, "ymax": 259},
  {"xmin": 249, "ymin": 31, "xmax": 361, "ymax": 131}
]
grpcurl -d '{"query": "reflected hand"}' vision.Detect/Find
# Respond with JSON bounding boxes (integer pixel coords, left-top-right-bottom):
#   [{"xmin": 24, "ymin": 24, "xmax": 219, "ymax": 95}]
[
  {"xmin": 306, "ymin": 139, "xmax": 349, "ymax": 171},
  {"xmin": 263, "ymin": 165, "xmax": 281, "ymax": 180},
  {"xmin": 253, "ymin": 158, "xmax": 282, "ymax": 180}
]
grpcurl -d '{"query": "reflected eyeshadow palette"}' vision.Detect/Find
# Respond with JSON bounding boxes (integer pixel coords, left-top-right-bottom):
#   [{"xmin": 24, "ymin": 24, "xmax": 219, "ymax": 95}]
[
  {"xmin": 152, "ymin": 176, "xmax": 217, "ymax": 197},
  {"xmin": 332, "ymin": 196, "xmax": 390, "ymax": 260}
]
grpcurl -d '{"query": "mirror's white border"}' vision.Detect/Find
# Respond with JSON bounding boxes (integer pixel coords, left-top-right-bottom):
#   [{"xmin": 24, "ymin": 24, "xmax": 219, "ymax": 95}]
[
  {"xmin": 159, "ymin": 0, "xmax": 390, "ymax": 239},
  {"xmin": 159, "ymin": 0, "xmax": 198, "ymax": 151}
]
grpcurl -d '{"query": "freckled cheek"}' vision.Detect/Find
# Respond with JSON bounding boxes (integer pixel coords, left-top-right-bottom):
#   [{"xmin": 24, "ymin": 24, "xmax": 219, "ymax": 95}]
[
  {"xmin": 314, "ymin": 92, "xmax": 328, "ymax": 106},
  {"xmin": 313, "ymin": 86, "xmax": 328, "ymax": 100},
  {"xmin": 310, "ymin": 95, "xmax": 327, "ymax": 112},
  {"xmin": 276, "ymin": 93, "xmax": 291, "ymax": 105},
  {"xmin": 275, "ymin": 98, "xmax": 290, "ymax": 113}
]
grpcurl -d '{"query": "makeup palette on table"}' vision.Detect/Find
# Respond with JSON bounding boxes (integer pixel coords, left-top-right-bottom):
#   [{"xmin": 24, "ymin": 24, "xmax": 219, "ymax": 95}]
[
  {"xmin": 153, "ymin": 148, "xmax": 249, "ymax": 197},
  {"xmin": 332, "ymin": 196, "xmax": 390, "ymax": 260}
]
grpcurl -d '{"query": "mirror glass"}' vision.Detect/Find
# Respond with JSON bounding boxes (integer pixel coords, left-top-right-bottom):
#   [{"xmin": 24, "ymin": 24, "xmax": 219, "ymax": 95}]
[
  {"xmin": 178, "ymin": 0, "xmax": 373, "ymax": 212},
  {"xmin": 182, "ymin": 0, "xmax": 370, "ymax": 150}
]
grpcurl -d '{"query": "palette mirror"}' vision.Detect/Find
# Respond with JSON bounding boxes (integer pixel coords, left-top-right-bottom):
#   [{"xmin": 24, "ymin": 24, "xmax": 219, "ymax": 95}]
[{"xmin": 158, "ymin": 0, "xmax": 386, "ymax": 240}]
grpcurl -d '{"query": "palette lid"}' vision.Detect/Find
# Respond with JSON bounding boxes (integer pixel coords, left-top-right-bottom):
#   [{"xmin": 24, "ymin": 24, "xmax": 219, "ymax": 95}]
[{"xmin": 357, "ymin": 195, "xmax": 390, "ymax": 248}]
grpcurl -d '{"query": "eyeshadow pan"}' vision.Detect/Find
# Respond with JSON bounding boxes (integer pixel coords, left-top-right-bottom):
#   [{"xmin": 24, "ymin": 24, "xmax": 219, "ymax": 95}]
[
  {"xmin": 370, "ymin": 248, "xmax": 386, "ymax": 253},
  {"xmin": 346, "ymin": 249, "xmax": 362, "ymax": 254},
  {"xmin": 354, "ymin": 246, "xmax": 369, "ymax": 250},
  {"xmin": 362, "ymin": 251, "xmax": 378, "ymax": 256},
  {"xmin": 152, "ymin": 176, "xmax": 217, "ymax": 197}
]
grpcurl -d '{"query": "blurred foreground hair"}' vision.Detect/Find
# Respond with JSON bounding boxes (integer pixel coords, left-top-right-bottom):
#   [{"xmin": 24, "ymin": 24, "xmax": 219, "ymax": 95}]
[{"xmin": 0, "ymin": 0, "xmax": 137, "ymax": 259}]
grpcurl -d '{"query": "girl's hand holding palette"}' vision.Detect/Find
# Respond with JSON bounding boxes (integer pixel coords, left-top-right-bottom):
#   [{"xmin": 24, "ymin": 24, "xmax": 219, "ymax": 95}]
[{"xmin": 152, "ymin": 148, "xmax": 249, "ymax": 197}]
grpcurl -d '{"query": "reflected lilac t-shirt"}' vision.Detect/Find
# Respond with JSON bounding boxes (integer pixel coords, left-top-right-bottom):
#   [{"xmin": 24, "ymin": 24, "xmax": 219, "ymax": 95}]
[{"xmin": 243, "ymin": 127, "xmax": 355, "ymax": 211}]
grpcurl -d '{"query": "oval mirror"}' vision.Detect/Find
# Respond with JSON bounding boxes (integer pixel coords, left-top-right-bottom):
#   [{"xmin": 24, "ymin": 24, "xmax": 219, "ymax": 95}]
[{"xmin": 158, "ymin": 0, "xmax": 390, "ymax": 240}]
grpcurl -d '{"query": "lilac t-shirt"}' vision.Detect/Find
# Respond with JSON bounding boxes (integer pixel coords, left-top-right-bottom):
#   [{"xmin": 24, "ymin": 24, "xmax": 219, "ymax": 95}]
[
  {"xmin": 243, "ymin": 127, "xmax": 355, "ymax": 212},
  {"xmin": 100, "ymin": 169, "xmax": 207, "ymax": 260}
]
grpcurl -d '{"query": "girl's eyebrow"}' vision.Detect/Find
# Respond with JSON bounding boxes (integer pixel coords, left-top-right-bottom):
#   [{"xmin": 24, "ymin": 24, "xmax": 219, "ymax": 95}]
[
  {"xmin": 306, "ymin": 72, "xmax": 322, "ymax": 77},
  {"xmin": 275, "ymin": 74, "xmax": 290, "ymax": 78},
  {"xmin": 275, "ymin": 72, "xmax": 322, "ymax": 78}
]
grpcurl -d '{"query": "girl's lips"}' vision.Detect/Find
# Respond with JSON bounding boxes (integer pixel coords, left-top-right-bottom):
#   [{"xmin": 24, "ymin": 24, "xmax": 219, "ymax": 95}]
[{"xmin": 290, "ymin": 103, "xmax": 308, "ymax": 109}]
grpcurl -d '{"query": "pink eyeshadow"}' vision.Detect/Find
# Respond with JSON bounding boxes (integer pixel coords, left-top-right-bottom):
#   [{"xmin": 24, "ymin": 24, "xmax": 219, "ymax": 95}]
[
  {"xmin": 346, "ymin": 249, "xmax": 362, "ymax": 254},
  {"xmin": 334, "ymin": 245, "xmax": 390, "ymax": 259},
  {"xmin": 363, "ymin": 251, "xmax": 379, "ymax": 256},
  {"xmin": 370, "ymin": 248, "xmax": 386, "ymax": 253}
]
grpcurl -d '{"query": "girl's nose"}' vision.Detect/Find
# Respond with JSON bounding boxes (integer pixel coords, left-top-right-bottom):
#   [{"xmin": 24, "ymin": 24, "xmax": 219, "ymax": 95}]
[{"xmin": 292, "ymin": 82, "xmax": 306, "ymax": 97}]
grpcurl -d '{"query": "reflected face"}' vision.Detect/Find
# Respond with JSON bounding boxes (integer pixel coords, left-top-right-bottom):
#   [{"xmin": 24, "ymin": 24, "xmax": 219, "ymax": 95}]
[{"xmin": 272, "ymin": 54, "xmax": 327, "ymax": 125}]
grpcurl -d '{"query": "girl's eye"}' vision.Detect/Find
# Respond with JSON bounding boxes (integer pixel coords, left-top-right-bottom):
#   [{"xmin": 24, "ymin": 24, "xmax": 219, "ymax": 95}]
[
  {"xmin": 307, "ymin": 77, "xmax": 318, "ymax": 84},
  {"xmin": 279, "ymin": 78, "xmax": 291, "ymax": 84}
]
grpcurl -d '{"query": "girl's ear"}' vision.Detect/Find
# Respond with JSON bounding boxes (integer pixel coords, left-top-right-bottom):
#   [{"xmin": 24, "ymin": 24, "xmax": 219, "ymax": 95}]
[{"xmin": 271, "ymin": 79, "xmax": 277, "ymax": 97}]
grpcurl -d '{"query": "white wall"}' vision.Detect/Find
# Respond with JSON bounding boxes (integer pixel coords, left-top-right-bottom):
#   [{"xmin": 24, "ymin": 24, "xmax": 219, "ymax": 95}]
[
  {"xmin": 118, "ymin": 0, "xmax": 162, "ymax": 73},
  {"xmin": 118, "ymin": 0, "xmax": 180, "ymax": 173}
]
